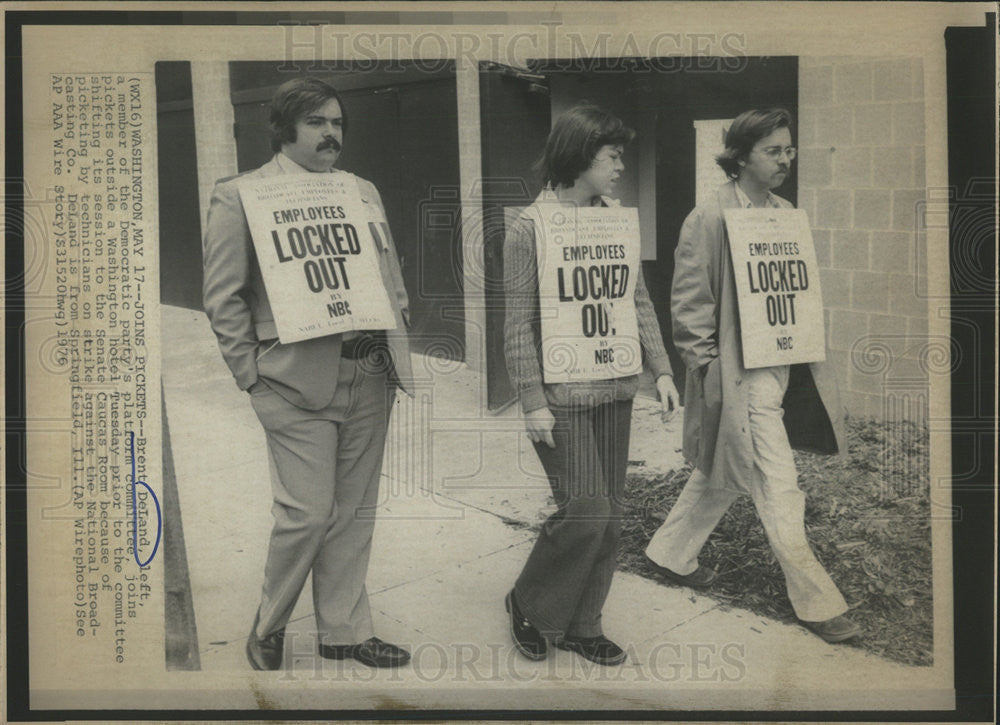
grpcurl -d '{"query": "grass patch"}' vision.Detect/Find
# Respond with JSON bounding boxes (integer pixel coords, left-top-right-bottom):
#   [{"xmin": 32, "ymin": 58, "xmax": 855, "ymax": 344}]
[{"xmin": 619, "ymin": 416, "xmax": 934, "ymax": 667}]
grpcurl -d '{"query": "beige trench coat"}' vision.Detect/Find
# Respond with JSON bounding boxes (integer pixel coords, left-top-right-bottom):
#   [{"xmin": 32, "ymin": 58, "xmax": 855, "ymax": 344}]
[{"xmin": 672, "ymin": 181, "xmax": 845, "ymax": 492}]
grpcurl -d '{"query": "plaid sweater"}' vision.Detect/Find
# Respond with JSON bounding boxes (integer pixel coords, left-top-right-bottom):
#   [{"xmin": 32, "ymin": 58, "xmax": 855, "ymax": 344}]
[{"xmin": 503, "ymin": 208, "xmax": 673, "ymax": 414}]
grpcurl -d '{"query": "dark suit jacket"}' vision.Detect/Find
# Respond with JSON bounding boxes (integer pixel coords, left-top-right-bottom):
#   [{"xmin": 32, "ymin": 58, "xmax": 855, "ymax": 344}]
[{"xmin": 202, "ymin": 155, "xmax": 413, "ymax": 410}]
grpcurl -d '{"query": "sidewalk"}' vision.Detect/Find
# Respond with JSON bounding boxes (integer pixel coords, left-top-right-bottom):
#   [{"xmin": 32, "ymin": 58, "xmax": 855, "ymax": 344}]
[{"xmin": 160, "ymin": 304, "xmax": 948, "ymax": 711}]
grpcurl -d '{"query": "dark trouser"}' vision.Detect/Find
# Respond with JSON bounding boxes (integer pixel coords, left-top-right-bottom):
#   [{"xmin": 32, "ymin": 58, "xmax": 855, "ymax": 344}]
[{"xmin": 514, "ymin": 399, "xmax": 633, "ymax": 639}]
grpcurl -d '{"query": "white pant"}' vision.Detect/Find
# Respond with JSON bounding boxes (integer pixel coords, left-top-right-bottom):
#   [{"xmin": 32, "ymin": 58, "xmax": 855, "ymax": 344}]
[{"xmin": 646, "ymin": 366, "xmax": 848, "ymax": 622}]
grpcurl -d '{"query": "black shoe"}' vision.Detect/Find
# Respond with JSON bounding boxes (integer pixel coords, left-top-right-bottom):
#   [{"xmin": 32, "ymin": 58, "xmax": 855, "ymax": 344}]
[
  {"xmin": 644, "ymin": 554, "xmax": 717, "ymax": 588},
  {"xmin": 505, "ymin": 589, "xmax": 547, "ymax": 661},
  {"xmin": 319, "ymin": 636, "xmax": 411, "ymax": 668},
  {"xmin": 556, "ymin": 635, "xmax": 628, "ymax": 666},
  {"xmin": 245, "ymin": 611, "xmax": 285, "ymax": 671}
]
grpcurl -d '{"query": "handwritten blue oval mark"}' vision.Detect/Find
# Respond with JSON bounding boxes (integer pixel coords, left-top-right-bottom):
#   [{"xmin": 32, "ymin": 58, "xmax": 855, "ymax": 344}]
[{"xmin": 129, "ymin": 430, "xmax": 162, "ymax": 567}]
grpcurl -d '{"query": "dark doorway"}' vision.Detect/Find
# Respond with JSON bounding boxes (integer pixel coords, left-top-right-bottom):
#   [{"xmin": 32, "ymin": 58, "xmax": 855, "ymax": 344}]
[
  {"xmin": 155, "ymin": 62, "xmax": 204, "ymax": 310},
  {"xmin": 229, "ymin": 62, "xmax": 465, "ymax": 360},
  {"xmin": 478, "ymin": 63, "xmax": 553, "ymax": 410}
]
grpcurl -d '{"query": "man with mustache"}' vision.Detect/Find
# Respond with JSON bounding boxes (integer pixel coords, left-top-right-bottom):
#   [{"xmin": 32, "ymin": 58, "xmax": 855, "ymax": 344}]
[
  {"xmin": 202, "ymin": 76, "xmax": 414, "ymax": 670},
  {"xmin": 645, "ymin": 108, "xmax": 861, "ymax": 643}
]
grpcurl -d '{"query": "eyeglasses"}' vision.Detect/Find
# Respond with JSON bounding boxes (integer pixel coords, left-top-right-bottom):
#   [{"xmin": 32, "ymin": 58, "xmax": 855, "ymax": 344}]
[{"xmin": 759, "ymin": 146, "xmax": 797, "ymax": 161}]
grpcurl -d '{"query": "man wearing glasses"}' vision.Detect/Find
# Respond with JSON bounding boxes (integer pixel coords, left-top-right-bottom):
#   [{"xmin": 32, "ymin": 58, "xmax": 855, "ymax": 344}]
[{"xmin": 644, "ymin": 108, "xmax": 861, "ymax": 643}]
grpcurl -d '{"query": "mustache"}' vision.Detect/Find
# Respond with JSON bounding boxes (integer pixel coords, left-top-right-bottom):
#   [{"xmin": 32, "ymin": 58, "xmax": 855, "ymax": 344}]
[{"xmin": 317, "ymin": 137, "xmax": 342, "ymax": 152}]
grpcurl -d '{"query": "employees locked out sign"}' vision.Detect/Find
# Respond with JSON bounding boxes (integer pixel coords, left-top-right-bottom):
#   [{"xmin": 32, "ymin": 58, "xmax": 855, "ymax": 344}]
[
  {"xmin": 239, "ymin": 173, "xmax": 397, "ymax": 343},
  {"xmin": 723, "ymin": 208, "xmax": 826, "ymax": 368},
  {"xmin": 531, "ymin": 203, "xmax": 643, "ymax": 383}
]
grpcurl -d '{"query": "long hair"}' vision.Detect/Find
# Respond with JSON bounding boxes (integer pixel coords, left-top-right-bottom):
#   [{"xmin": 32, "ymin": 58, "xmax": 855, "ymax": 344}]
[
  {"xmin": 715, "ymin": 108, "xmax": 792, "ymax": 179},
  {"xmin": 537, "ymin": 103, "xmax": 635, "ymax": 188},
  {"xmin": 269, "ymin": 77, "xmax": 348, "ymax": 152}
]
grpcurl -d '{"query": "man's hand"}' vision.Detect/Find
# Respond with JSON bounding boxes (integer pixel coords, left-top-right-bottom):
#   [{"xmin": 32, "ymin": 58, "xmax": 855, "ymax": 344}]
[
  {"xmin": 656, "ymin": 374, "xmax": 679, "ymax": 423},
  {"xmin": 524, "ymin": 407, "xmax": 556, "ymax": 448}
]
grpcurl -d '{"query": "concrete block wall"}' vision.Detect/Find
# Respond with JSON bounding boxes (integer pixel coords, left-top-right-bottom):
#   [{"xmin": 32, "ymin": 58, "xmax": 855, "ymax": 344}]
[
  {"xmin": 798, "ymin": 57, "xmax": 928, "ymax": 421},
  {"xmin": 191, "ymin": 61, "xmax": 239, "ymax": 234}
]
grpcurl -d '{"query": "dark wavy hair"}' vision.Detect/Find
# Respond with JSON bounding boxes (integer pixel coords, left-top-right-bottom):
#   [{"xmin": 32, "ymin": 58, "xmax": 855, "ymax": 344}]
[
  {"xmin": 715, "ymin": 108, "xmax": 792, "ymax": 179},
  {"xmin": 269, "ymin": 77, "xmax": 348, "ymax": 152},
  {"xmin": 538, "ymin": 103, "xmax": 635, "ymax": 188}
]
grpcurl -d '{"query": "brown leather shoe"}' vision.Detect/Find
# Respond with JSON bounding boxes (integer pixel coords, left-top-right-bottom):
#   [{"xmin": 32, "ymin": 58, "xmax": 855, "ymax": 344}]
[
  {"xmin": 319, "ymin": 637, "xmax": 411, "ymax": 668},
  {"xmin": 245, "ymin": 610, "xmax": 285, "ymax": 671},
  {"xmin": 799, "ymin": 615, "xmax": 862, "ymax": 643},
  {"xmin": 644, "ymin": 554, "xmax": 717, "ymax": 588}
]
